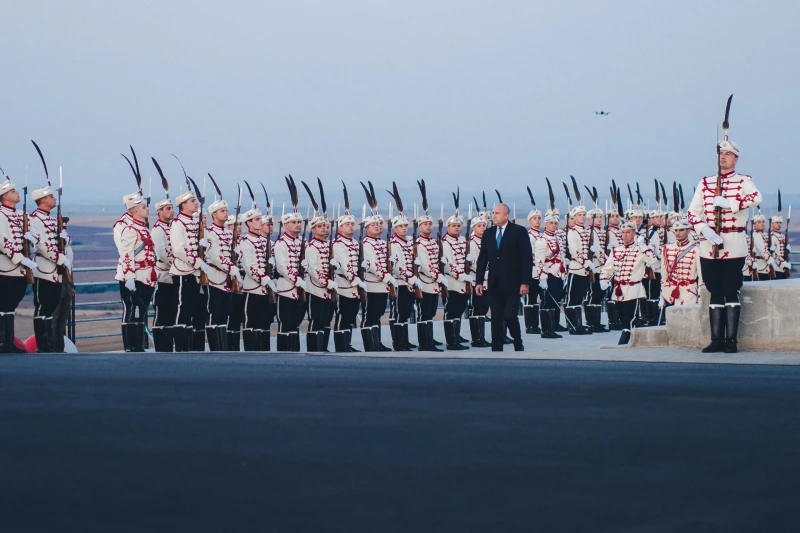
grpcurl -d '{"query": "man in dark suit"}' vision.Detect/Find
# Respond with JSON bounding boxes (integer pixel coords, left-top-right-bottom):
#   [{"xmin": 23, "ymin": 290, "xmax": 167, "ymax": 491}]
[{"xmin": 475, "ymin": 203, "xmax": 533, "ymax": 351}]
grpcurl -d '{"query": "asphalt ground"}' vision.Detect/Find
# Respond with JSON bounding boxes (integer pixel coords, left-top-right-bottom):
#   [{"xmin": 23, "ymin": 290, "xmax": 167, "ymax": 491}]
[{"xmin": 2, "ymin": 353, "xmax": 800, "ymax": 533}]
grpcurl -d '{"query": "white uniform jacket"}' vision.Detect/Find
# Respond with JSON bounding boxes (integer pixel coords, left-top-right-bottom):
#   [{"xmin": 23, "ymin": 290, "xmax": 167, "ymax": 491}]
[
  {"xmin": 415, "ymin": 235, "xmax": 443, "ymax": 295},
  {"xmin": 114, "ymin": 217, "xmax": 157, "ymax": 288},
  {"xmin": 660, "ymin": 239, "xmax": 702, "ymax": 306},
  {"xmin": 442, "ymin": 233, "xmax": 470, "ymax": 294},
  {"xmin": 362, "ymin": 236, "xmax": 391, "ymax": 294},
  {"xmin": 535, "ymin": 230, "xmax": 566, "ymax": 281},
  {"xmin": 333, "ymin": 235, "xmax": 359, "ymax": 300},
  {"xmin": 274, "ymin": 232, "xmax": 303, "ymax": 299},
  {"xmin": 169, "ymin": 212, "xmax": 201, "ymax": 277},
  {"xmin": 240, "ymin": 231, "xmax": 270, "ymax": 296},
  {"xmin": 29, "ymin": 208, "xmax": 70, "ymax": 283},
  {"xmin": 0, "ymin": 204, "xmax": 25, "ymax": 276},
  {"xmin": 305, "ymin": 237, "xmax": 335, "ymax": 300},
  {"xmin": 206, "ymin": 223, "xmax": 236, "ymax": 291},
  {"xmin": 600, "ymin": 243, "xmax": 656, "ymax": 302},
  {"xmin": 152, "ymin": 220, "xmax": 174, "ymax": 284}
]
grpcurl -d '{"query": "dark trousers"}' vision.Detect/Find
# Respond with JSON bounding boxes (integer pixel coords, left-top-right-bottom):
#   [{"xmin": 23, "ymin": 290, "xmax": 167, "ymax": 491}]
[
  {"xmin": 53, "ymin": 281, "xmax": 75, "ymax": 352},
  {"xmin": 173, "ymin": 275, "xmax": 200, "ymax": 329},
  {"xmin": 755, "ymin": 272, "xmax": 772, "ymax": 281},
  {"xmin": 195, "ymin": 286, "xmax": 209, "ymax": 334},
  {"xmin": 33, "ymin": 278, "xmax": 62, "ymax": 319},
  {"xmin": 524, "ymin": 283, "xmax": 540, "ymax": 306},
  {"xmin": 617, "ymin": 298, "xmax": 641, "ymax": 330},
  {"xmin": 444, "ymin": 291, "xmax": 468, "ymax": 320},
  {"xmin": 416, "ymin": 292, "xmax": 439, "ymax": 322},
  {"xmin": 362, "ymin": 292, "xmax": 388, "ymax": 327},
  {"xmin": 120, "ymin": 281, "xmax": 155, "ymax": 324},
  {"xmin": 0, "ymin": 275, "xmax": 28, "ymax": 313},
  {"xmin": 207, "ymin": 286, "xmax": 232, "ymax": 327},
  {"xmin": 277, "ymin": 295, "xmax": 305, "ymax": 333},
  {"xmin": 334, "ymin": 295, "xmax": 361, "ymax": 331},
  {"xmin": 488, "ymin": 285, "xmax": 522, "ymax": 351},
  {"xmin": 244, "ymin": 293, "xmax": 269, "ymax": 330},
  {"xmin": 392, "ymin": 287, "xmax": 416, "ymax": 324},
  {"xmin": 228, "ymin": 293, "xmax": 246, "ymax": 333},
  {"xmin": 645, "ymin": 273, "xmax": 662, "ymax": 300},
  {"xmin": 565, "ymin": 273, "xmax": 590, "ymax": 307},
  {"xmin": 541, "ymin": 277, "xmax": 566, "ymax": 310},
  {"xmin": 153, "ymin": 283, "xmax": 178, "ymax": 329},
  {"xmin": 308, "ymin": 294, "xmax": 334, "ymax": 332},
  {"xmin": 774, "ymin": 270, "xmax": 788, "ymax": 280},
  {"xmin": 588, "ymin": 277, "xmax": 606, "ymax": 305},
  {"xmin": 469, "ymin": 291, "xmax": 489, "ymax": 317},
  {"xmin": 700, "ymin": 257, "xmax": 746, "ymax": 306}
]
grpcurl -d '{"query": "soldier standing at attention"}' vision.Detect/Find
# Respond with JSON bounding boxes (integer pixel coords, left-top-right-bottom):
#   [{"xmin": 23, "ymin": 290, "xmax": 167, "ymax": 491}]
[{"xmin": 151, "ymin": 196, "xmax": 176, "ymax": 352}]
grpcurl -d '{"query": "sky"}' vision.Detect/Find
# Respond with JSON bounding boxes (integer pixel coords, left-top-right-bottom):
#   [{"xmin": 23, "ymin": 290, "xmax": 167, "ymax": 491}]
[{"xmin": 1, "ymin": 0, "xmax": 798, "ymax": 213}]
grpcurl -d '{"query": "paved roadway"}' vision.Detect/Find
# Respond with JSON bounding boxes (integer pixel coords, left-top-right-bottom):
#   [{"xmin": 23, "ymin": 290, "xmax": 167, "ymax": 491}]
[{"xmin": 2, "ymin": 353, "xmax": 800, "ymax": 533}]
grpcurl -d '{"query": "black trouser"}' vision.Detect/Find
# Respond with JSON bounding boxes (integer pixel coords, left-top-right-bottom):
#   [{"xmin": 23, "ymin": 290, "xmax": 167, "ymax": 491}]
[
  {"xmin": 308, "ymin": 294, "xmax": 334, "ymax": 332},
  {"xmin": 362, "ymin": 292, "xmax": 388, "ymax": 327},
  {"xmin": 588, "ymin": 277, "xmax": 606, "ymax": 305},
  {"xmin": 755, "ymin": 271, "xmax": 771, "ymax": 281},
  {"xmin": 0, "ymin": 275, "xmax": 28, "ymax": 313},
  {"xmin": 645, "ymin": 273, "xmax": 662, "ymax": 300},
  {"xmin": 173, "ymin": 275, "xmax": 201, "ymax": 329},
  {"xmin": 488, "ymin": 284, "xmax": 522, "ymax": 351},
  {"xmin": 228, "ymin": 293, "xmax": 246, "ymax": 332},
  {"xmin": 469, "ymin": 290, "xmax": 489, "ymax": 317},
  {"xmin": 616, "ymin": 298, "xmax": 641, "ymax": 330},
  {"xmin": 207, "ymin": 286, "xmax": 232, "ymax": 327},
  {"xmin": 335, "ymin": 295, "xmax": 361, "ymax": 331},
  {"xmin": 444, "ymin": 291, "xmax": 468, "ymax": 321},
  {"xmin": 416, "ymin": 292, "xmax": 439, "ymax": 322},
  {"xmin": 700, "ymin": 257, "xmax": 746, "ymax": 306},
  {"xmin": 120, "ymin": 281, "xmax": 155, "ymax": 324},
  {"xmin": 541, "ymin": 277, "xmax": 565, "ymax": 310},
  {"xmin": 774, "ymin": 270, "xmax": 788, "ymax": 280},
  {"xmin": 524, "ymin": 283, "xmax": 540, "ymax": 306},
  {"xmin": 244, "ymin": 293, "xmax": 269, "ymax": 330},
  {"xmin": 393, "ymin": 287, "xmax": 415, "ymax": 324},
  {"xmin": 33, "ymin": 278, "xmax": 62, "ymax": 319},
  {"xmin": 277, "ymin": 295, "xmax": 305, "ymax": 333},
  {"xmin": 565, "ymin": 273, "xmax": 590, "ymax": 307},
  {"xmin": 153, "ymin": 282, "xmax": 178, "ymax": 330},
  {"xmin": 194, "ymin": 286, "xmax": 209, "ymax": 334}
]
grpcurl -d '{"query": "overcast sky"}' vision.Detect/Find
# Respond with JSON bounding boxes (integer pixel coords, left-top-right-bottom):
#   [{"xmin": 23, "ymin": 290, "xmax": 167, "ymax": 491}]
[{"xmin": 1, "ymin": 0, "xmax": 798, "ymax": 212}]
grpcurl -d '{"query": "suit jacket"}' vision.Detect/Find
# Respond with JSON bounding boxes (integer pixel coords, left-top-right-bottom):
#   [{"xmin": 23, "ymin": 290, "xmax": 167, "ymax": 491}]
[{"xmin": 475, "ymin": 222, "xmax": 533, "ymax": 294}]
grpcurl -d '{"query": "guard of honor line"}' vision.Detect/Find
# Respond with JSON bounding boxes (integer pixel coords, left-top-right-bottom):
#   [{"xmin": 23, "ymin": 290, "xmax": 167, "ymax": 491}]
[{"xmin": 0, "ymin": 100, "xmax": 793, "ymax": 355}]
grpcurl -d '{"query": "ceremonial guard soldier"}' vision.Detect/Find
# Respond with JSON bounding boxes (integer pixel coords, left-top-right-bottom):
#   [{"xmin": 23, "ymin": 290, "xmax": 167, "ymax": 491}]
[
  {"xmin": 585, "ymin": 201, "xmax": 608, "ymax": 332},
  {"xmin": 115, "ymin": 192, "xmax": 157, "ymax": 352},
  {"xmin": 388, "ymin": 184, "xmax": 419, "ymax": 351},
  {"xmin": 565, "ymin": 178, "xmax": 594, "ymax": 335},
  {"xmin": 239, "ymin": 206, "xmax": 274, "ymax": 351},
  {"xmin": 523, "ymin": 188, "xmax": 542, "ymax": 335},
  {"xmin": 535, "ymin": 206, "xmax": 567, "ymax": 339},
  {"xmin": 0, "ymin": 177, "xmax": 37, "ymax": 353},
  {"xmin": 770, "ymin": 209, "xmax": 791, "ymax": 279},
  {"xmin": 604, "ymin": 188, "xmax": 623, "ymax": 330},
  {"xmin": 301, "ymin": 179, "xmax": 337, "ymax": 352},
  {"xmin": 599, "ymin": 221, "xmax": 656, "ymax": 345},
  {"xmin": 169, "ymin": 187, "xmax": 210, "ymax": 352},
  {"xmin": 274, "ymin": 177, "xmax": 306, "ymax": 352},
  {"xmin": 660, "ymin": 219, "xmax": 702, "ymax": 310},
  {"xmin": 414, "ymin": 180, "xmax": 446, "ymax": 351},
  {"xmin": 204, "ymin": 179, "xmax": 241, "ymax": 351},
  {"xmin": 467, "ymin": 213, "xmax": 491, "ymax": 347},
  {"xmin": 151, "ymin": 190, "xmax": 176, "ymax": 352},
  {"xmin": 360, "ymin": 182, "xmax": 397, "ymax": 351},
  {"xmin": 331, "ymin": 184, "xmax": 365, "ymax": 352},
  {"xmin": 644, "ymin": 207, "xmax": 665, "ymax": 326},
  {"xmin": 441, "ymin": 194, "xmax": 471, "ymax": 351},
  {"xmin": 750, "ymin": 213, "xmax": 775, "ymax": 281},
  {"xmin": 687, "ymin": 97, "xmax": 762, "ymax": 353},
  {"xmin": 226, "ymin": 211, "xmax": 246, "ymax": 351}
]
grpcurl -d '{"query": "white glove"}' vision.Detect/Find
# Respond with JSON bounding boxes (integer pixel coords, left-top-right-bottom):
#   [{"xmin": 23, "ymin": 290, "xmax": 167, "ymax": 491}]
[
  {"xmin": 326, "ymin": 280, "xmax": 338, "ymax": 290},
  {"xmin": 539, "ymin": 277, "xmax": 548, "ymax": 290},
  {"xmin": 60, "ymin": 230, "xmax": 69, "ymax": 240},
  {"xmin": 583, "ymin": 260, "xmax": 592, "ymax": 270},
  {"xmin": 441, "ymin": 256, "xmax": 449, "ymax": 265},
  {"xmin": 770, "ymin": 246, "xmax": 776, "ymax": 252},
  {"xmin": 787, "ymin": 244, "xmax": 792, "ymax": 253},
  {"xmin": 658, "ymin": 299, "xmax": 666, "ymax": 309},
  {"xmin": 466, "ymin": 254, "xmax": 475, "ymax": 262},
  {"xmin": 125, "ymin": 279, "xmax": 136, "ymax": 292},
  {"xmin": 462, "ymin": 274, "xmax": 474, "ymax": 284},
  {"xmin": 700, "ymin": 226, "xmax": 724, "ymax": 245},
  {"xmin": 301, "ymin": 259, "xmax": 309, "ymax": 270},
  {"xmin": 413, "ymin": 258, "xmax": 421, "ymax": 266},
  {"xmin": 588, "ymin": 263, "xmax": 598, "ymax": 274},
  {"xmin": 268, "ymin": 279, "xmax": 278, "ymax": 292},
  {"xmin": 600, "ymin": 280, "xmax": 611, "ymax": 291},
  {"xmin": 361, "ymin": 260, "xmax": 370, "ymax": 269},
  {"xmin": 198, "ymin": 238, "xmax": 210, "ymax": 249},
  {"xmin": 198, "ymin": 260, "xmax": 210, "ymax": 274},
  {"xmin": 24, "ymin": 231, "xmax": 37, "ymax": 245},
  {"xmin": 268, "ymin": 257, "xmax": 276, "ymax": 267},
  {"xmin": 232, "ymin": 267, "xmax": 243, "ymax": 282},
  {"xmin": 234, "ymin": 244, "xmax": 243, "ymax": 256},
  {"xmin": 20, "ymin": 257, "xmax": 37, "ymax": 270},
  {"xmin": 440, "ymin": 277, "xmax": 449, "ymax": 288},
  {"xmin": 357, "ymin": 278, "xmax": 368, "ymax": 290},
  {"xmin": 769, "ymin": 258, "xmax": 777, "ymax": 269},
  {"xmin": 329, "ymin": 258, "xmax": 340, "ymax": 269},
  {"xmin": 636, "ymin": 235, "xmax": 645, "ymax": 246},
  {"xmin": 62, "ymin": 257, "xmax": 72, "ymax": 270},
  {"xmin": 712, "ymin": 196, "xmax": 731, "ymax": 209},
  {"xmin": 410, "ymin": 276, "xmax": 424, "ymax": 289},
  {"xmin": 589, "ymin": 244, "xmax": 599, "ymax": 254},
  {"xmin": 387, "ymin": 276, "xmax": 399, "ymax": 288}
]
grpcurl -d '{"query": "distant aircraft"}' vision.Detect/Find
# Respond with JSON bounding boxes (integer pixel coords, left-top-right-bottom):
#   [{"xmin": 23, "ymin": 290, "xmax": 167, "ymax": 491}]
[{"xmin": 595, "ymin": 111, "xmax": 611, "ymax": 116}]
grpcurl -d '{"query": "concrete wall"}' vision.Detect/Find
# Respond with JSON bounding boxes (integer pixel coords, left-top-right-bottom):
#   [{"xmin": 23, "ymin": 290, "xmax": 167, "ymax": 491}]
[{"xmin": 632, "ymin": 279, "xmax": 800, "ymax": 352}]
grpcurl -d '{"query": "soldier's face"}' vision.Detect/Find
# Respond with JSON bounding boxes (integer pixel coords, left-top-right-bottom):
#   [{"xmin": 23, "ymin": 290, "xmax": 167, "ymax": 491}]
[
  {"xmin": 530, "ymin": 215, "xmax": 541, "ymax": 228},
  {"xmin": 0, "ymin": 189, "xmax": 20, "ymax": 206},
  {"xmin": 675, "ymin": 229, "xmax": 689, "ymax": 241},
  {"xmin": 545, "ymin": 220, "xmax": 558, "ymax": 232},
  {"xmin": 261, "ymin": 222, "xmax": 273, "ymax": 236},
  {"xmin": 182, "ymin": 198, "xmax": 198, "ymax": 215},
  {"xmin": 285, "ymin": 219, "xmax": 302, "ymax": 236},
  {"xmin": 772, "ymin": 222, "xmax": 782, "ymax": 232},
  {"xmin": 213, "ymin": 208, "xmax": 228, "ymax": 225},
  {"xmin": 130, "ymin": 203, "xmax": 149, "ymax": 221},
  {"xmin": 420, "ymin": 221, "xmax": 432, "ymax": 236},
  {"xmin": 572, "ymin": 212, "xmax": 586, "ymax": 225},
  {"xmin": 592, "ymin": 215, "xmax": 603, "ymax": 227},
  {"xmin": 609, "ymin": 214, "xmax": 619, "ymax": 225},
  {"xmin": 473, "ymin": 223, "xmax": 486, "ymax": 237},
  {"xmin": 313, "ymin": 224, "xmax": 329, "ymax": 239},
  {"xmin": 447, "ymin": 223, "xmax": 461, "ymax": 237},
  {"xmin": 340, "ymin": 221, "xmax": 355, "ymax": 237},
  {"xmin": 247, "ymin": 218, "xmax": 263, "ymax": 233},
  {"xmin": 159, "ymin": 205, "xmax": 174, "ymax": 222},
  {"xmin": 395, "ymin": 224, "xmax": 408, "ymax": 237},
  {"xmin": 622, "ymin": 229, "xmax": 635, "ymax": 244},
  {"xmin": 651, "ymin": 215, "xmax": 663, "ymax": 227},
  {"xmin": 632, "ymin": 216, "xmax": 642, "ymax": 227},
  {"xmin": 366, "ymin": 222, "xmax": 381, "ymax": 238},
  {"xmin": 719, "ymin": 150, "xmax": 738, "ymax": 171},
  {"xmin": 754, "ymin": 220, "xmax": 765, "ymax": 231}
]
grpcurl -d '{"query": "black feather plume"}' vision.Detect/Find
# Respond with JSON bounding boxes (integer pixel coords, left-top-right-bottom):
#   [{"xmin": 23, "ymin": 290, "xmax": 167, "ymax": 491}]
[
  {"xmin": 317, "ymin": 178, "xmax": 327, "ymax": 215},
  {"xmin": 391, "ymin": 182, "xmax": 404, "ymax": 214},
  {"xmin": 482, "ymin": 192, "xmax": 487, "ymax": 211},
  {"xmin": 636, "ymin": 182, "xmax": 643, "ymax": 205},
  {"xmin": 527, "ymin": 186, "xmax": 536, "ymax": 208},
  {"xmin": 660, "ymin": 182, "xmax": 668, "ymax": 209},
  {"xmin": 562, "ymin": 182, "xmax": 572, "ymax": 208},
  {"xmin": 121, "ymin": 154, "xmax": 141, "ymax": 192},
  {"xmin": 368, "ymin": 181, "xmax": 377, "ymax": 209},
  {"xmin": 584, "ymin": 185, "xmax": 598, "ymax": 205},
  {"xmin": 31, "ymin": 140, "xmax": 50, "ymax": 186},
  {"xmin": 129, "ymin": 146, "xmax": 141, "ymax": 184},
  {"xmin": 152, "ymin": 158, "xmax": 170, "ymax": 198},
  {"xmin": 207, "ymin": 173, "xmax": 223, "ymax": 199},
  {"xmin": 609, "ymin": 186, "xmax": 617, "ymax": 207},
  {"xmin": 286, "ymin": 175, "xmax": 299, "ymax": 209},
  {"xmin": 546, "ymin": 178, "xmax": 555, "ymax": 211},
  {"xmin": 361, "ymin": 181, "xmax": 377, "ymax": 211},
  {"xmin": 679, "ymin": 184, "xmax": 685, "ymax": 210},
  {"xmin": 187, "ymin": 176, "xmax": 204, "ymax": 205},
  {"xmin": 778, "ymin": 190, "xmax": 782, "ymax": 213},
  {"xmin": 627, "ymin": 184, "xmax": 634, "ymax": 208},
  {"xmin": 171, "ymin": 154, "xmax": 189, "ymax": 181},
  {"xmin": 301, "ymin": 181, "xmax": 319, "ymax": 213},
  {"xmin": 417, "ymin": 180, "xmax": 429, "ymax": 213},
  {"xmin": 495, "ymin": 189, "xmax": 503, "ymax": 203},
  {"xmin": 654, "ymin": 179, "xmax": 660, "ymax": 206},
  {"xmin": 672, "ymin": 182, "xmax": 679, "ymax": 213},
  {"xmin": 243, "ymin": 180, "xmax": 256, "ymax": 209},
  {"xmin": 570, "ymin": 175, "xmax": 582, "ymax": 204},
  {"xmin": 342, "ymin": 181, "xmax": 351, "ymax": 213},
  {"xmin": 260, "ymin": 182, "xmax": 270, "ymax": 213},
  {"xmin": 452, "ymin": 187, "xmax": 460, "ymax": 212},
  {"xmin": 473, "ymin": 196, "xmax": 480, "ymax": 213}
]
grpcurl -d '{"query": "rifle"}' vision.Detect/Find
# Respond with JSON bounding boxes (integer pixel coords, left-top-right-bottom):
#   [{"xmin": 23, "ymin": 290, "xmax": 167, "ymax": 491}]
[
  {"xmin": 187, "ymin": 176, "xmax": 208, "ymax": 286},
  {"xmin": 298, "ymin": 211, "xmax": 308, "ymax": 302},
  {"xmin": 412, "ymin": 216, "xmax": 422, "ymax": 299},
  {"xmin": 56, "ymin": 167, "xmax": 73, "ymax": 285},
  {"xmin": 230, "ymin": 184, "xmax": 243, "ymax": 293},
  {"xmin": 562, "ymin": 181, "xmax": 573, "ymax": 262},
  {"xmin": 357, "ymin": 205, "xmax": 367, "ymax": 304},
  {"xmin": 785, "ymin": 206, "xmax": 792, "ymax": 278},
  {"xmin": 22, "ymin": 168, "xmax": 34, "ymax": 284},
  {"xmin": 714, "ymin": 95, "xmax": 733, "ymax": 258},
  {"xmin": 329, "ymin": 215, "xmax": 338, "ymax": 304},
  {"xmin": 437, "ymin": 204, "xmax": 447, "ymax": 298},
  {"xmin": 748, "ymin": 211, "xmax": 756, "ymax": 281}
]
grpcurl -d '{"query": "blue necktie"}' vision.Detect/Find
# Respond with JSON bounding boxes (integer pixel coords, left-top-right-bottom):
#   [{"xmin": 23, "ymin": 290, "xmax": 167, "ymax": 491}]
[{"xmin": 496, "ymin": 226, "xmax": 503, "ymax": 249}]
